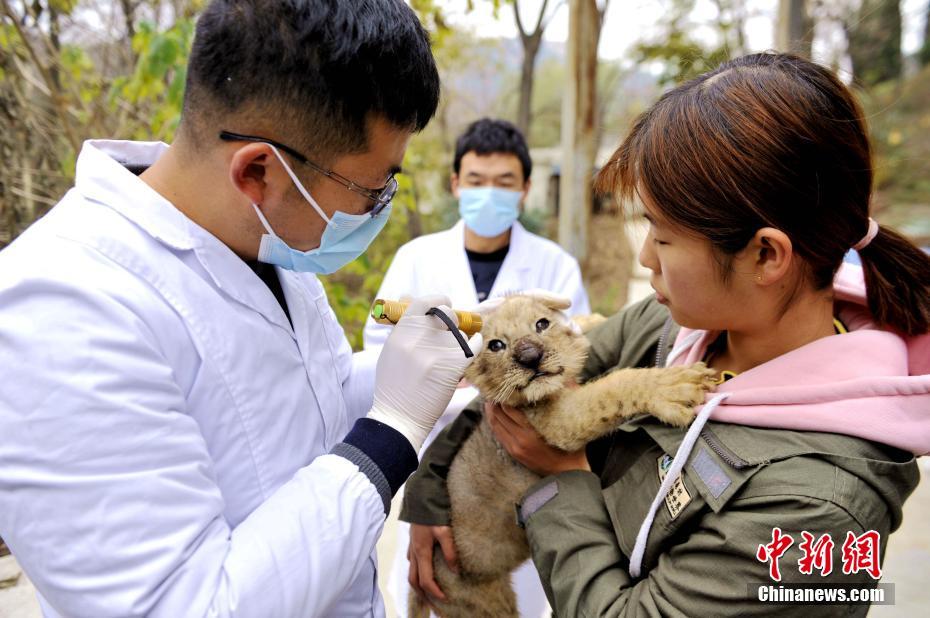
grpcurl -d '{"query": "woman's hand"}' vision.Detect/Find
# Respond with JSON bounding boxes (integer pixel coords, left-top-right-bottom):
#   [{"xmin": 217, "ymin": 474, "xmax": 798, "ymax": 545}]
[
  {"xmin": 485, "ymin": 402, "xmax": 590, "ymax": 476},
  {"xmin": 408, "ymin": 523, "xmax": 459, "ymax": 603}
]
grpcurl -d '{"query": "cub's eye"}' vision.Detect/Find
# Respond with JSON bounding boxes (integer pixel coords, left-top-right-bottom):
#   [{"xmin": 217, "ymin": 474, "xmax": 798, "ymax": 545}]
[
  {"xmin": 488, "ymin": 339, "xmax": 506, "ymax": 352},
  {"xmin": 535, "ymin": 318, "xmax": 550, "ymax": 333}
]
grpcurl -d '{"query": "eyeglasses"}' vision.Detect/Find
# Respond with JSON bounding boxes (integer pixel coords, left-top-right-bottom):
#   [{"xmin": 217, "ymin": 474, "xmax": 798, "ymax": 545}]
[{"xmin": 219, "ymin": 130, "xmax": 397, "ymax": 217}]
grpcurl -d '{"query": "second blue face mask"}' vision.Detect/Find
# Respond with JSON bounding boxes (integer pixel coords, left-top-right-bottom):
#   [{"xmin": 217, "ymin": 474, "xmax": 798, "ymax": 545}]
[{"xmin": 458, "ymin": 187, "xmax": 522, "ymax": 238}]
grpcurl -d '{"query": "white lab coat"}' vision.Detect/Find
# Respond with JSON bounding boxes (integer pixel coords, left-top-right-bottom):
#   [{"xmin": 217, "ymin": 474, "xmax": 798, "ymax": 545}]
[
  {"xmin": 0, "ymin": 141, "xmax": 387, "ymax": 617},
  {"xmin": 363, "ymin": 219, "xmax": 590, "ymax": 618}
]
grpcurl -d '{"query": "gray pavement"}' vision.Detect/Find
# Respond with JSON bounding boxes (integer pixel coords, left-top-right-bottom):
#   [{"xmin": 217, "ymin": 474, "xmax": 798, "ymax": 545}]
[{"xmin": 0, "ymin": 553, "xmax": 38, "ymax": 618}]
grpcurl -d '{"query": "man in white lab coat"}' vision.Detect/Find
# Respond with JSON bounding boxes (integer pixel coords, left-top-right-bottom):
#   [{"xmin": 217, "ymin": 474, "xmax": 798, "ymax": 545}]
[
  {"xmin": 364, "ymin": 118, "xmax": 590, "ymax": 617},
  {"xmin": 0, "ymin": 2, "xmax": 482, "ymax": 617}
]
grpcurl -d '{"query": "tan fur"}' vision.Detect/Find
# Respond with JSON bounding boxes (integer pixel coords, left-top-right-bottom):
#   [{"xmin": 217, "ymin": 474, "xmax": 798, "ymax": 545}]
[
  {"xmin": 570, "ymin": 312, "xmax": 607, "ymax": 332},
  {"xmin": 409, "ymin": 296, "xmax": 715, "ymax": 617}
]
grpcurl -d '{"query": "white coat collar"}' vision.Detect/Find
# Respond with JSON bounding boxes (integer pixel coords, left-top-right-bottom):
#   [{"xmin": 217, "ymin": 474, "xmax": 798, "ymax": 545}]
[
  {"xmin": 75, "ymin": 140, "xmax": 197, "ymax": 251},
  {"xmin": 74, "ymin": 139, "xmax": 295, "ymax": 335}
]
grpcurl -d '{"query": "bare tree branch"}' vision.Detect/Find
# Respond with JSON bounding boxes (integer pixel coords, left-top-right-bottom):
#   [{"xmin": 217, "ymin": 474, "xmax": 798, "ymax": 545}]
[
  {"xmin": 9, "ymin": 185, "xmax": 58, "ymax": 206},
  {"xmin": 1, "ymin": 0, "xmax": 80, "ymax": 152},
  {"xmin": 513, "ymin": 0, "xmax": 527, "ymax": 36},
  {"xmin": 534, "ymin": 0, "xmax": 550, "ymax": 34},
  {"xmin": 540, "ymin": 0, "xmax": 565, "ymax": 31}
]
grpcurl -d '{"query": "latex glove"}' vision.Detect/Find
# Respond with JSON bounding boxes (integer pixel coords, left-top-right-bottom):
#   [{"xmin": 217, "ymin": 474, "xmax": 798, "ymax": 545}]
[
  {"xmin": 465, "ymin": 296, "xmax": 506, "ymax": 315},
  {"xmin": 367, "ymin": 295, "xmax": 483, "ymax": 451}
]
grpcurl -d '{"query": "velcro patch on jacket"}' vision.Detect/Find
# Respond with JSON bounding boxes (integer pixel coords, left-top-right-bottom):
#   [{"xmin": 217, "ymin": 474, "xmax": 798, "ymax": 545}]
[
  {"xmin": 517, "ymin": 479, "xmax": 559, "ymax": 528},
  {"xmin": 657, "ymin": 454, "xmax": 692, "ymax": 519},
  {"xmin": 690, "ymin": 447, "xmax": 732, "ymax": 499}
]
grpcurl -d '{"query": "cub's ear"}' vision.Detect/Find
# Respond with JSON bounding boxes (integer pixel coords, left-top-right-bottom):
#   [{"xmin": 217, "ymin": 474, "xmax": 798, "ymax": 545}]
[{"xmin": 521, "ymin": 288, "xmax": 572, "ymax": 312}]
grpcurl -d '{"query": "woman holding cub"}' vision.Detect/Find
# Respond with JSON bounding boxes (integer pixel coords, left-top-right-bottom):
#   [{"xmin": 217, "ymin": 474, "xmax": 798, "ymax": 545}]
[{"xmin": 401, "ymin": 52, "xmax": 930, "ymax": 617}]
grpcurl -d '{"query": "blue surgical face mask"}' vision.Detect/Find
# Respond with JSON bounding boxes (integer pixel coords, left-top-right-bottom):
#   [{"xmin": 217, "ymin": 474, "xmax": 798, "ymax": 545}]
[
  {"xmin": 253, "ymin": 145, "xmax": 391, "ymax": 274},
  {"xmin": 458, "ymin": 187, "xmax": 522, "ymax": 238}
]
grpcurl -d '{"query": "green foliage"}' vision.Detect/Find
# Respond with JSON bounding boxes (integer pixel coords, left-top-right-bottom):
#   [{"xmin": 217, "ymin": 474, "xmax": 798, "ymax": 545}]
[
  {"xmin": 411, "ymin": 0, "xmax": 455, "ymax": 47},
  {"xmin": 59, "ymin": 45, "xmax": 101, "ymax": 113},
  {"xmin": 846, "ymin": 0, "xmax": 903, "ymax": 88},
  {"xmin": 636, "ymin": 31, "xmax": 731, "ymax": 85},
  {"xmin": 0, "ymin": 22, "xmax": 12, "ymax": 47},
  {"xmin": 860, "ymin": 67, "xmax": 930, "ymax": 242},
  {"xmin": 110, "ymin": 19, "xmax": 195, "ymax": 141},
  {"xmin": 920, "ymin": 41, "xmax": 930, "ymax": 68},
  {"xmin": 1, "ymin": 1, "xmax": 197, "ymax": 218},
  {"xmin": 464, "ymin": 0, "xmax": 504, "ymax": 17},
  {"xmin": 632, "ymin": 0, "xmax": 731, "ymax": 85},
  {"xmin": 48, "ymin": 0, "xmax": 79, "ymax": 12},
  {"xmin": 0, "ymin": 23, "xmax": 20, "ymax": 81},
  {"xmin": 518, "ymin": 205, "xmax": 549, "ymax": 237}
]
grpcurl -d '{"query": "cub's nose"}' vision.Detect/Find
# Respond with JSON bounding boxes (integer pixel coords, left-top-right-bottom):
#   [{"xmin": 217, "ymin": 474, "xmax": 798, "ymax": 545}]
[{"xmin": 513, "ymin": 339, "xmax": 544, "ymax": 370}]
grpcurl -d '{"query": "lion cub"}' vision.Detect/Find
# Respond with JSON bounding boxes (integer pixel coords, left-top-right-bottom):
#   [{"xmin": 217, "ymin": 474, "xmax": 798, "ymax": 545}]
[{"xmin": 409, "ymin": 294, "xmax": 715, "ymax": 618}]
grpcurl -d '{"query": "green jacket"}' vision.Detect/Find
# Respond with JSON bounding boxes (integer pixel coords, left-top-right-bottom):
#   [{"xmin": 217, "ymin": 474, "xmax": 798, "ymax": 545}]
[{"xmin": 400, "ymin": 297, "xmax": 920, "ymax": 617}]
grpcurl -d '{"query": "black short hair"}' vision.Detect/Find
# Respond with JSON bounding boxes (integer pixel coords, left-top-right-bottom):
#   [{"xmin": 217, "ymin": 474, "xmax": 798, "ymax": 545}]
[
  {"xmin": 181, "ymin": 0, "xmax": 440, "ymax": 160},
  {"xmin": 453, "ymin": 118, "xmax": 532, "ymax": 181}
]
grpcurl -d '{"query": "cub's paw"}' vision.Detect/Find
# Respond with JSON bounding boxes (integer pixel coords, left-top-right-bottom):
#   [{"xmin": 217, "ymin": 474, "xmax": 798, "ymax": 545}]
[
  {"xmin": 572, "ymin": 313, "xmax": 608, "ymax": 333},
  {"xmin": 643, "ymin": 363, "xmax": 717, "ymax": 427}
]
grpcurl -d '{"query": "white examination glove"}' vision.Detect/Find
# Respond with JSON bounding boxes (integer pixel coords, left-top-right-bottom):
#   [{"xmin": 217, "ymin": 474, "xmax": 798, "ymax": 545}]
[{"xmin": 366, "ymin": 295, "xmax": 483, "ymax": 452}]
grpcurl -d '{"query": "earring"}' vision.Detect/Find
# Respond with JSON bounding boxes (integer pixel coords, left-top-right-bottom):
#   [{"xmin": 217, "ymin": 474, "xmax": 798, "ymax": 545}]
[{"xmin": 756, "ymin": 274, "xmax": 763, "ymax": 283}]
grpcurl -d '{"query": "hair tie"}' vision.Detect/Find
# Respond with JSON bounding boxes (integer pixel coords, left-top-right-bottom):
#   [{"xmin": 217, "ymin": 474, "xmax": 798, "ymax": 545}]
[{"xmin": 852, "ymin": 218, "xmax": 879, "ymax": 251}]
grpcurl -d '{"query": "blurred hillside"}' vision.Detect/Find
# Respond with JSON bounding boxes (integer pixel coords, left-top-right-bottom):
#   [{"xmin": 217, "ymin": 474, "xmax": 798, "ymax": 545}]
[
  {"xmin": 417, "ymin": 32, "xmax": 660, "ymax": 155},
  {"xmin": 866, "ymin": 65, "xmax": 930, "ymax": 244}
]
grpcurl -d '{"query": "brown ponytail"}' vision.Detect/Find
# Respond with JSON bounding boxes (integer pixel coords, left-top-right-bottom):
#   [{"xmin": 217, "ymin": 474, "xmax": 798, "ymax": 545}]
[
  {"xmin": 858, "ymin": 225, "xmax": 930, "ymax": 335},
  {"xmin": 597, "ymin": 52, "xmax": 930, "ymax": 336}
]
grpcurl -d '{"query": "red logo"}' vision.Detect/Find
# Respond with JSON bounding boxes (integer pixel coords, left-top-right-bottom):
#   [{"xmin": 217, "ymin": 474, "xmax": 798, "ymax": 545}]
[
  {"xmin": 798, "ymin": 532, "xmax": 835, "ymax": 576},
  {"xmin": 757, "ymin": 529, "xmax": 882, "ymax": 581},
  {"xmin": 756, "ymin": 527, "xmax": 794, "ymax": 582},
  {"xmin": 841, "ymin": 530, "xmax": 882, "ymax": 580}
]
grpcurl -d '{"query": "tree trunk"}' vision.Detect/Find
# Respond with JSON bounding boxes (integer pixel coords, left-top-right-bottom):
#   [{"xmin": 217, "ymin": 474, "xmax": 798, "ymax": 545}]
[
  {"xmin": 712, "ymin": 0, "xmax": 749, "ymax": 56},
  {"xmin": 920, "ymin": 1, "xmax": 930, "ymax": 66},
  {"xmin": 513, "ymin": 0, "xmax": 550, "ymax": 141},
  {"xmin": 119, "ymin": 0, "xmax": 138, "ymax": 63},
  {"xmin": 516, "ymin": 33, "xmax": 542, "ymax": 140},
  {"xmin": 775, "ymin": 0, "xmax": 813, "ymax": 58},
  {"xmin": 558, "ymin": 0, "xmax": 600, "ymax": 263},
  {"xmin": 48, "ymin": 5, "xmax": 62, "ymax": 90},
  {"xmin": 846, "ymin": 0, "xmax": 902, "ymax": 87},
  {"xmin": 22, "ymin": 146, "xmax": 34, "ymax": 226}
]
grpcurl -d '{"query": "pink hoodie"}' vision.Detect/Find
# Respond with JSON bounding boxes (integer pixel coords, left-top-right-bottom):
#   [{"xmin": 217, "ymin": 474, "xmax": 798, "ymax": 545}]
[{"xmin": 666, "ymin": 263, "xmax": 930, "ymax": 456}]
